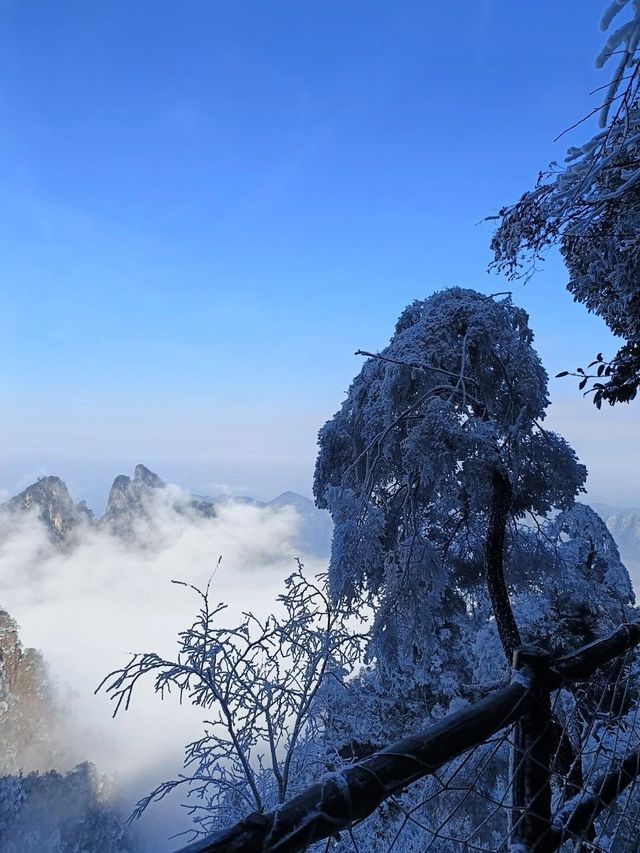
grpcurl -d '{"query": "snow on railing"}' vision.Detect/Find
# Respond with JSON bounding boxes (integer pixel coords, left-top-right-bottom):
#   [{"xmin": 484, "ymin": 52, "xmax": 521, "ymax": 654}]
[{"xmin": 173, "ymin": 622, "xmax": 640, "ymax": 853}]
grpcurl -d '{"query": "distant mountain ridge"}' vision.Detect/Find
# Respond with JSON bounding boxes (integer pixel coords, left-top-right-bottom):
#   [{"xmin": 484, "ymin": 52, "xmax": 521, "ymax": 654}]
[
  {"xmin": 101, "ymin": 464, "xmax": 216, "ymax": 539},
  {"xmin": 590, "ymin": 504, "xmax": 640, "ymax": 586},
  {"xmin": 0, "ymin": 465, "xmax": 332, "ymax": 557},
  {"xmin": 5, "ymin": 470, "xmax": 638, "ymax": 572},
  {"xmin": 591, "ymin": 503, "xmax": 640, "ymax": 562}
]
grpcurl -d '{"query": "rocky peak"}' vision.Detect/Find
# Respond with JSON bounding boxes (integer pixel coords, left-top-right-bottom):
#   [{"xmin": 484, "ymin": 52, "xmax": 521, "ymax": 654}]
[
  {"xmin": 133, "ymin": 464, "xmax": 165, "ymax": 489},
  {"xmin": 0, "ymin": 609, "xmax": 65, "ymax": 777},
  {"xmin": 0, "ymin": 610, "xmax": 21, "ymax": 693},
  {"xmin": 0, "ymin": 610, "xmax": 48, "ymax": 702},
  {"xmin": 4, "ymin": 476, "xmax": 86, "ymax": 543},
  {"xmin": 1, "ymin": 464, "xmax": 219, "ymax": 547},
  {"xmin": 76, "ymin": 501, "xmax": 95, "ymax": 522},
  {"xmin": 103, "ymin": 465, "xmax": 166, "ymax": 537}
]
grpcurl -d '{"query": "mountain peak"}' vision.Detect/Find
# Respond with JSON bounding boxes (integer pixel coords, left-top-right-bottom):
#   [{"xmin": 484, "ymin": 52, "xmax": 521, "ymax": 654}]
[
  {"xmin": 269, "ymin": 491, "xmax": 312, "ymax": 508},
  {"xmin": 133, "ymin": 465, "xmax": 165, "ymax": 489},
  {"xmin": 4, "ymin": 476, "xmax": 86, "ymax": 543},
  {"xmin": 266, "ymin": 491, "xmax": 332, "ymax": 556},
  {"xmin": 103, "ymin": 465, "xmax": 165, "ymax": 537},
  {"xmin": 102, "ymin": 464, "xmax": 213, "ymax": 538}
]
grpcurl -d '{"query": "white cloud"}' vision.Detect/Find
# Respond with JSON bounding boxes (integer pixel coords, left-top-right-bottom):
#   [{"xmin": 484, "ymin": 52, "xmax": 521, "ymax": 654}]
[{"xmin": 0, "ymin": 494, "xmax": 326, "ymax": 851}]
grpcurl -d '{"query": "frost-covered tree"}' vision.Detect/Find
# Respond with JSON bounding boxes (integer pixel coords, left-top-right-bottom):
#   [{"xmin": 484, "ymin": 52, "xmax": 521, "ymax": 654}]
[
  {"xmin": 320, "ymin": 499, "xmax": 638, "ymax": 853},
  {"xmin": 458, "ymin": 503, "xmax": 640, "ymax": 853},
  {"xmin": 314, "ymin": 288, "xmax": 586, "ymax": 677},
  {"xmin": 491, "ymin": 0, "xmax": 640, "ymax": 405},
  {"xmin": 533, "ymin": 502, "xmax": 634, "ymax": 647},
  {"xmin": 312, "ymin": 291, "xmax": 640, "ymax": 849},
  {"xmin": 472, "ymin": 502, "xmax": 636, "ymax": 676},
  {"xmin": 311, "ymin": 291, "xmax": 583, "ymax": 848},
  {"xmin": 99, "ymin": 565, "xmax": 364, "ymax": 843},
  {"xmin": 0, "ymin": 763, "xmax": 138, "ymax": 853}
]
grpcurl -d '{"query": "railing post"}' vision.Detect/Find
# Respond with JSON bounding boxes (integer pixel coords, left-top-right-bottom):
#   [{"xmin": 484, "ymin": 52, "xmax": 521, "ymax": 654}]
[{"xmin": 510, "ymin": 645, "xmax": 552, "ymax": 852}]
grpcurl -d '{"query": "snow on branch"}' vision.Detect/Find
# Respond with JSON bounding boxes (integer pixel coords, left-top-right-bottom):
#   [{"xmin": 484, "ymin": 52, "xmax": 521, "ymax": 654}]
[
  {"xmin": 97, "ymin": 563, "xmax": 365, "ymax": 843},
  {"xmin": 490, "ymin": 0, "xmax": 640, "ymax": 405}
]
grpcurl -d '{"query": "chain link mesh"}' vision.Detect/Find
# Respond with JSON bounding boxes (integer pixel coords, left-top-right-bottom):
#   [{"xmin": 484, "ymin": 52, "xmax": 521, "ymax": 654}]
[{"xmin": 318, "ymin": 649, "xmax": 640, "ymax": 852}]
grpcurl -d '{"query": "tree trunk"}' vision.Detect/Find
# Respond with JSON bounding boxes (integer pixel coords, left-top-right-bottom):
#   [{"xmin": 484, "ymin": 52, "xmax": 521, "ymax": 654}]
[{"xmin": 485, "ymin": 465, "xmax": 521, "ymax": 661}]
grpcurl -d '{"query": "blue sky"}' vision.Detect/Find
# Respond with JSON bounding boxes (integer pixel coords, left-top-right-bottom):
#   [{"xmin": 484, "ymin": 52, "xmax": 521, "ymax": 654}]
[{"xmin": 1, "ymin": 0, "xmax": 637, "ymax": 508}]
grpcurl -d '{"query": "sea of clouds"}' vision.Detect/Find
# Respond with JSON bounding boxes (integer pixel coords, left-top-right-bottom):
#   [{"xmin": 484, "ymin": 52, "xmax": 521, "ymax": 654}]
[{"xmin": 0, "ymin": 490, "xmax": 326, "ymax": 850}]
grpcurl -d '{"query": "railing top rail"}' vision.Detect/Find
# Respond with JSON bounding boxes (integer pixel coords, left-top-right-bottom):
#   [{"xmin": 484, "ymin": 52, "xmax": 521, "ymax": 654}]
[
  {"xmin": 174, "ymin": 681, "xmax": 529, "ymax": 853},
  {"xmin": 550, "ymin": 621, "xmax": 640, "ymax": 686},
  {"xmin": 173, "ymin": 620, "xmax": 640, "ymax": 853}
]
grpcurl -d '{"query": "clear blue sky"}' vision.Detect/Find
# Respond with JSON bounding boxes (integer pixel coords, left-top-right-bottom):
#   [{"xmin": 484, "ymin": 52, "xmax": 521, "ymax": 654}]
[{"xmin": 1, "ymin": 0, "xmax": 637, "ymax": 507}]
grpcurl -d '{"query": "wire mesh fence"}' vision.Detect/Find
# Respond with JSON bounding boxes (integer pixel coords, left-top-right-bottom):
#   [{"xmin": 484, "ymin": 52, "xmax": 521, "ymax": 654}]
[
  {"xmin": 328, "ymin": 650, "xmax": 640, "ymax": 851},
  {"xmin": 177, "ymin": 625, "xmax": 640, "ymax": 853}
]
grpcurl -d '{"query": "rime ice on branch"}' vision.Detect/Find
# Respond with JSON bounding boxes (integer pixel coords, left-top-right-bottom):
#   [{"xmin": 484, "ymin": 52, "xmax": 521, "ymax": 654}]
[
  {"xmin": 491, "ymin": 0, "xmax": 640, "ymax": 405},
  {"xmin": 98, "ymin": 566, "xmax": 364, "ymax": 842}
]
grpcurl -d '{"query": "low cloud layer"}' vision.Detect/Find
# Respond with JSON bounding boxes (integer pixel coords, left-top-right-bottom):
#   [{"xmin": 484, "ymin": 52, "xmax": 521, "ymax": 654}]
[{"xmin": 0, "ymin": 491, "xmax": 326, "ymax": 850}]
